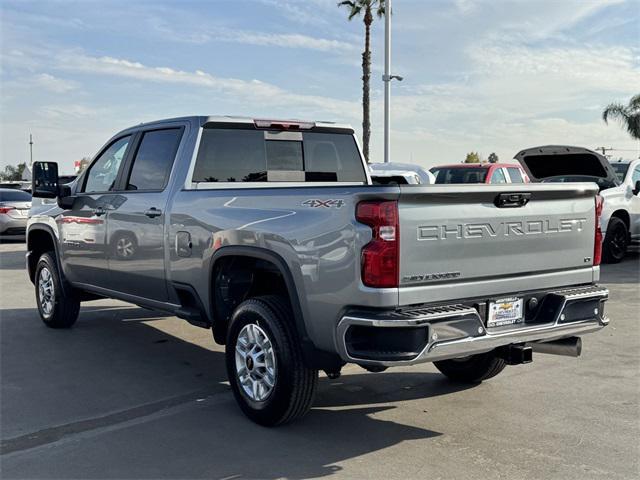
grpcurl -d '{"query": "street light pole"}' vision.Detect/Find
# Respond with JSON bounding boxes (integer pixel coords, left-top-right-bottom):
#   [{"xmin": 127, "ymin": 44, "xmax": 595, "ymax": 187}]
[
  {"xmin": 29, "ymin": 133, "xmax": 33, "ymax": 167},
  {"xmin": 383, "ymin": 0, "xmax": 391, "ymax": 163}
]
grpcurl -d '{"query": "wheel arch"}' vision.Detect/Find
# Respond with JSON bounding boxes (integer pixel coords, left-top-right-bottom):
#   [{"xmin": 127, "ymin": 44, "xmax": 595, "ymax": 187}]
[
  {"xmin": 27, "ymin": 224, "xmax": 60, "ymax": 284},
  {"xmin": 207, "ymin": 246, "xmax": 341, "ymax": 370},
  {"xmin": 208, "ymin": 246, "xmax": 308, "ymax": 341},
  {"xmin": 609, "ymin": 209, "xmax": 630, "ymax": 232}
]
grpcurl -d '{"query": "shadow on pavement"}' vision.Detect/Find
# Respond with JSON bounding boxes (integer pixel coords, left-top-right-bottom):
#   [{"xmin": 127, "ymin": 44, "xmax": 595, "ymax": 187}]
[
  {"xmin": 0, "ymin": 246, "xmax": 27, "ymax": 270},
  {"xmin": 599, "ymin": 245, "xmax": 640, "ymax": 285},
  {"xmin": 1, "ymin": 303, "xmax": 464, "ymax": 478}
]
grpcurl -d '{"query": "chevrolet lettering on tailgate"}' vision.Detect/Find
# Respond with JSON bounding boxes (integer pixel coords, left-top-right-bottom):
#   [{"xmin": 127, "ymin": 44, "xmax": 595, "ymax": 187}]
[{"xmin": 417, "ymin": 218, "xmax": 587, "ymax": 241}]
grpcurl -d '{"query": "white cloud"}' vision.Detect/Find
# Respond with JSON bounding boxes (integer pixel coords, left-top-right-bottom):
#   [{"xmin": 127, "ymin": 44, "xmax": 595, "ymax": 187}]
[
  {"xmin": 257, "ymin": 0, "xmax": 336, "ymax": 26},
  {"xmin": 368, "ymin": 38, "xmax": 640, "ymax": 166},
  {"xmin": 149, "ymin": 19, "xmax": 357, "ymax": 53},
  {"xmin": 56, "ymin": 53, "xmax": 360, "ymax": 118},
  {"xmin": 33, "ymin": 73, "xmax": 77, "ymax": 93},
  {"xmin": 40, "ymin": 104, "xmax": 98, "ymax": 119},
  {"xmin": 224, "ymin": 30, "xmax": 358, "ymax": 53},
  {"xmin": 453, "ymin": 0, "xmax": 478, "ymax": 15}
]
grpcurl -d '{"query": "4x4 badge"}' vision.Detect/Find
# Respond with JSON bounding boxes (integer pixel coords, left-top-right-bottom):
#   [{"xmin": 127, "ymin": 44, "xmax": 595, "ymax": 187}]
[{"xmin": 302, "ymin": 199, "xmax": 345, "ymax": 209}]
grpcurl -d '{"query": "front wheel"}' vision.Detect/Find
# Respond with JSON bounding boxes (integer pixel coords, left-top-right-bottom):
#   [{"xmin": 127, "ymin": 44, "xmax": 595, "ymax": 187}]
[
  {"xmin": 602, "ymin": 217, "xmax": 628, "ymax": 264},
  {"xmin": 35, "ymin": 252, "xmax": 80, "ymax": 328},
  {"xmin": 434, "ymin": 351, "xmax": 506, "ymax": 383},
  {"xmin": 225, "ymin": 295, "xmax": 318, "ymax": 426}
]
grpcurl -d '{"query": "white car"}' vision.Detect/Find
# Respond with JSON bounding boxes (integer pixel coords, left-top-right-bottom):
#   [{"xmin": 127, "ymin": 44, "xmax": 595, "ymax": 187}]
[
  {"xmin": 369, "ymin": 162, "xmax": 435, "ymax": 185},
  {"xmin": 516, "ymin": 146, "xmax": 640, "ymax": 263}
]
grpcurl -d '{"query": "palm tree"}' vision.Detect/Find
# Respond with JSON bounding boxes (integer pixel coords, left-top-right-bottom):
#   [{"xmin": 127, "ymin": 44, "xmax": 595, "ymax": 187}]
[
  {"xmin": 602, "ymin": 93, "xmax": 640, "ymax": 140},
  {"xmin": 338, "ymin": 0, "xmax": 386, "ymax": 163}
]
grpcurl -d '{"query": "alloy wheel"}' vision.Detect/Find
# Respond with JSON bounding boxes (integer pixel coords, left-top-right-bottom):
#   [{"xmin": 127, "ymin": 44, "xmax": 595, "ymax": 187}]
[
  {"xmin": 38, "ymin": 267, "xmax": 55, "ymax": 318},
  {"xmin": 234, "ymin": 323, "xmax": 277, "ymax": 402}
]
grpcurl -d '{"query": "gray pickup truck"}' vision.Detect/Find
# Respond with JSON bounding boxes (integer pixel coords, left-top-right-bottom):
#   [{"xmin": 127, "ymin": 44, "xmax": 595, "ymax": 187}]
[{"xmin": 28, "ymin": 116, "xmax": 609, "ymax": 426}]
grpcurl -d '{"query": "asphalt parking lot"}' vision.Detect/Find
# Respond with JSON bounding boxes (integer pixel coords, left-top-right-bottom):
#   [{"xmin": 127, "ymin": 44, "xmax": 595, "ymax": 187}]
[{"xmin": 0, "ymin": 240, "xmax": 638, "ymax": 480}]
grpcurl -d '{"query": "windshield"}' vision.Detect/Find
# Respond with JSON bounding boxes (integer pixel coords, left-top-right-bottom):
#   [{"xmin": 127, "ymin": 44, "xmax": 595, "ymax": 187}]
[
  {"xmin": 610, "ymin": 163, "xmax": 630, "ymax": 182},
  {"xmin": 541, "ymin": 175, "xmax": 617, "ymax": 191},
  {"xmin": 430, "ymin": 167, "xmax": 488, "ymax": 184},
  {"xmin": 0, "ymin": 189, "xmax": 31, "ymax": 202}
]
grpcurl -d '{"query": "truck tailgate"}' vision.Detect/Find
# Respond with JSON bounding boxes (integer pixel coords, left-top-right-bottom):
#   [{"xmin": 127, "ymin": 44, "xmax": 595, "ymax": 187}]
[{"xmin": 397, "ymin": 183, "xmax": 598, "ymax": 303}]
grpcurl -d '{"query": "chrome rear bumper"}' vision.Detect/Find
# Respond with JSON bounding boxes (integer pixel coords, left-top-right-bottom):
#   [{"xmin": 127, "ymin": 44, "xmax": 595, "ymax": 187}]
[{"xmin": 336, "ymin": 285, "xmax": 609, "ymax": 367}]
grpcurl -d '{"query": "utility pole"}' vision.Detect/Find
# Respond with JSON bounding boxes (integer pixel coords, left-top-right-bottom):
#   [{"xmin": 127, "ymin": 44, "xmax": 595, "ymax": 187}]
[
  {"xmin": 383, "ymin": 0, "xmax": 391, "ymax": 163},
  {"xmin": 29, "ymin": 133, "xmax": 34, "ymax": 167},
  {"xmin": 382, "ymin": 0, "xmax": 402, "ymax": 163},
  {"xmin": 596, "ymin": 146, "xmax": 613, "ymax": 158}
]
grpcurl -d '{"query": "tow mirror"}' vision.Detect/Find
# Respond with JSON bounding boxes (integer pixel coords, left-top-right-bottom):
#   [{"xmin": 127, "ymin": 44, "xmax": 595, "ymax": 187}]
[
  {"xmin": 633, "ymin": 180, "xmax": 640, "ymax": 196},
  {"xmin": 32, "ymin": 162, "xmax": 59, "ymax": 198}
]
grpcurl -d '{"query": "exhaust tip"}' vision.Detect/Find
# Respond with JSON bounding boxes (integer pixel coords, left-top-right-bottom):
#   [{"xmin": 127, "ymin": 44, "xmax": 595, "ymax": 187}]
[{"xmin": 528, "ymin": 337, "xmax": 582, "ymax": 357}]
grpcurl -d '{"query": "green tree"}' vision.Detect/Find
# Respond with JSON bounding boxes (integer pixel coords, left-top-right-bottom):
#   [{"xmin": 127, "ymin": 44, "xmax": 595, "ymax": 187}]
[
  {"xmin": 338, "ymin": 0, "xmax": 386, "ymax": 163},
  {"xmin": 602, "ymin": 93, "xmax": 640, "ymax": 140},
  {"xmin": 0, "ymin": 163, "xmax": 27, "ymax": 181},
  {"xmin": 464, "ymin": 152, "xmax": 481, "ymax": 163},
  {"xmin": 488, "ymin": 152, "xmax": 499, "ymax": 163},
  {"xmin": 76, "ymin": 157, "xmax": 91, "ymax": 173}
]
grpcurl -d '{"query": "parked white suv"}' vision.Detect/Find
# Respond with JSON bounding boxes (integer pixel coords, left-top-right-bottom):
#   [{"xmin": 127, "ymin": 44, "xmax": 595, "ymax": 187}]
[
  {"xmin": 516, "ymin": 146, "xmax": 640, "ymax": 263},
  {"xmin": 604, "ymin": 159, "xmax": 640, "ymax": 258}
]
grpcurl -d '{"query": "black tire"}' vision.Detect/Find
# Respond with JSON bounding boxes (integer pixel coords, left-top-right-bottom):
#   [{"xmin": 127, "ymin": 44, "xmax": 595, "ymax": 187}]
[
  {"xmin": 225, "ymin": 295, "xmax": 318, "ymax": 426},
  {"xmin": 434, "ymin": 351, "xmax": 506, "ymax": 383},
  {"xmin": 35, "ymin": 252, "xmax": 80, "ymax": 328},
  {"xmin": 602, "ymin": 217, "xmax": 628, "ymax": 264}
]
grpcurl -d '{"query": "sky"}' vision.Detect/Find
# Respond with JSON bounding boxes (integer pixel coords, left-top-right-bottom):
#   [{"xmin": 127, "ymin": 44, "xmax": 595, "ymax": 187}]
[{"xmin": 1, "ymin": 0, "xmax": 639, "ymax": 174}]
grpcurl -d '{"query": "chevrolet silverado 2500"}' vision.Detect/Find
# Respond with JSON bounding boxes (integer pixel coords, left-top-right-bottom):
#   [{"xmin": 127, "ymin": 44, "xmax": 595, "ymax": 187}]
[{"xmin": 28, "ymin": 116, "xmax": 609, "ymax": 426}]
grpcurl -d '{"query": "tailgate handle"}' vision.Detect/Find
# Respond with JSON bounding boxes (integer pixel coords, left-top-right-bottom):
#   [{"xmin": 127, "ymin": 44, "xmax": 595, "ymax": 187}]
[{"xmin": 494, "ymin": 193, "xmax": 531, "ymax": 208}]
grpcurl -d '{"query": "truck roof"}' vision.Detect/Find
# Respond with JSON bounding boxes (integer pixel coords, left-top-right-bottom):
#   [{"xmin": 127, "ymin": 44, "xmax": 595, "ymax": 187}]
[{"xmin": 128, "ymin": 115, "xmax": 354, "ymax": 132}]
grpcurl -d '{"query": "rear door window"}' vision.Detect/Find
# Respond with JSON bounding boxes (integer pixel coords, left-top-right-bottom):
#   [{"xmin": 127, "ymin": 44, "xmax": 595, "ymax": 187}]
[
  {"xmin": 126, "ymin": 129, "xmax": 183, "ymax": 190},
  {"xmin": 192, "ymin": 128, "xmax": 366, "ymax": 183},
  {"xmin": 507, "ymin": 167, "xmax": 524, "ymax": 183}
]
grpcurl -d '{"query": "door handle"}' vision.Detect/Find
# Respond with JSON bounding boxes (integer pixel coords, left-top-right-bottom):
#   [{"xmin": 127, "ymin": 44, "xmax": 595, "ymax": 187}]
[
  {"xmin": 92, "ymin": 207, "xmax": 106, "ymax": 216},
  {"xmin": 494, "ymin": 193, "xmax": 531, "ymax": 208},
  {"xmin": 144, "ymin": 208, "xmax": 162, "ymax": 218}
]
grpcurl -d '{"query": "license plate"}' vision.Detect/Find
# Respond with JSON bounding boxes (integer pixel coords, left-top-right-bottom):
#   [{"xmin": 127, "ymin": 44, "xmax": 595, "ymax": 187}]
[{"xmin": 487, "ymin": 297, "xmax": 524, "ymax": 328}]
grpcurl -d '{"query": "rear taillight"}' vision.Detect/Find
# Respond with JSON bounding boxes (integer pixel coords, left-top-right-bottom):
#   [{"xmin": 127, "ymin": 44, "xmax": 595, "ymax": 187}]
[
  {"xmin": 593, "ymin": 195, "xmax": 604, "ymax": 266},
  {"xmin": 0, "ymin": 206, "xmax": 14, "ymax": 214},
  {"xmin": 356, "ymin": 200, "xmax": 399, "ymax": 288}
]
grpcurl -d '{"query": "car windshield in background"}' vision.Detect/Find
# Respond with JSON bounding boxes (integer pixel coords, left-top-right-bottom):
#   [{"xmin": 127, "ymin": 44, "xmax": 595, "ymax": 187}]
[
  {"xmin": 541, "ymin": 175, "xmax": 617, "ymax": 190},
  {"xmin": 610, "ymin": 163, "xmax": 630, "ymax": 182},
  {"xmin": 430, "ymin": 167, "xmax": 488, "ymax": 184},
  {"xmin": 193, "ymin": 128, "xmax": 366, "ymax": 183},
  {"xmin": 0, "ymin": 189, "xmax": 31, "ymax": 201}
]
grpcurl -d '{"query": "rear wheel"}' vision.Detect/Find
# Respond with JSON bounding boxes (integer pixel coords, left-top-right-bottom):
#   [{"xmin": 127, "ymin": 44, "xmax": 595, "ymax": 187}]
[
  {"xmin": 602, "ymin": 217, "xmax": 628, "ymax": 264},
  {"xmin": 35, "ymin": 252, "xmax": 80, "ymax": 328},
  {"xmin": 434, "ymin": 351, "xmax": 506, "ymax": 383},
  {"xmin": 225, "ymin": 295, "xmax": 318, "ymax": 426}
]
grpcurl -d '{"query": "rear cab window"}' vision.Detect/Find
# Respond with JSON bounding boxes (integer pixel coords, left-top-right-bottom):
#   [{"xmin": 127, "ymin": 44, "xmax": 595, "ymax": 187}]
[
  {"xmin": 430, "ymin": 167, "xmax": 489, "ymax": 184},
  {"xmin": 192, "ymin": 126, "xmax": 366, "ymax": 184}
]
